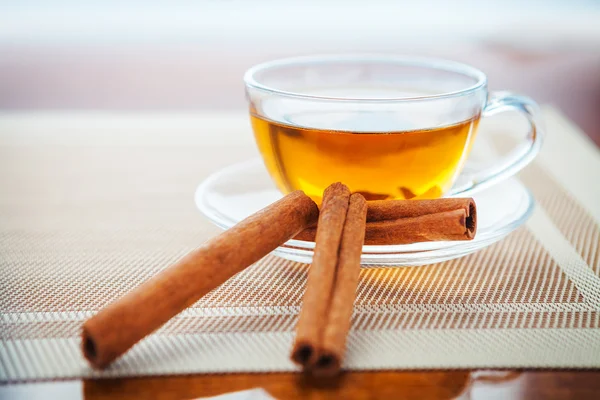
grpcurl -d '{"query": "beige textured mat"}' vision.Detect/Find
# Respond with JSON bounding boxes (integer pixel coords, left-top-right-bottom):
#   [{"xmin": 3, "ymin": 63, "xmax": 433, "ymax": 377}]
[{"xmin": 0, "ymin": 108, "xmax": 599, "ymax": 382}]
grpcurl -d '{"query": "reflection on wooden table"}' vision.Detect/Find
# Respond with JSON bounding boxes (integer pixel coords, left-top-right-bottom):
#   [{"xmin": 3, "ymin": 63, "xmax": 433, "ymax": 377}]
[{"xmin": 82, "ymin": 370, "xmax": 600, "ymax": 400}]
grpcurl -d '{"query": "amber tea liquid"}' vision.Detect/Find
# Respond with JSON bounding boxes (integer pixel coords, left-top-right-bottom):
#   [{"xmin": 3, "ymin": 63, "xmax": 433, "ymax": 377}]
[{"xmin": 252, "ymin": 113, "xmax": 479, "ymax": 201}]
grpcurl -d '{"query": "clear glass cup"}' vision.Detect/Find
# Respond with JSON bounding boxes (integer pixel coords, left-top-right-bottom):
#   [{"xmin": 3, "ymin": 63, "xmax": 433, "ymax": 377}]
[{"xmin": 244, "ymin": 55, "xmax": 543, "ymax": 201}]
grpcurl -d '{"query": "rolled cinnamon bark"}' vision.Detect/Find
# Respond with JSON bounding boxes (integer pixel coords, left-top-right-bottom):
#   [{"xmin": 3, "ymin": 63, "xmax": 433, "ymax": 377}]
[
  {"xmin": 314, "ymin": 193, "xmax": 367, "ymax": 377},
  {"xmin": 294, "ymin": 198, "xmax": 476, "ymax": 245},
  {"xmin": 82, "ymin": 190, "xmax": 319, "ymax": 369},
  {"xmin": 366, "ymin": 198, "xmax": 475, "ymax": 222},
  {"xmin": 291, "ymin": 183, "xmax": 350, "ymax": 367},
  {"xmin": 365, "ymin": 208, "xmax": 475, "ymax": 244}
]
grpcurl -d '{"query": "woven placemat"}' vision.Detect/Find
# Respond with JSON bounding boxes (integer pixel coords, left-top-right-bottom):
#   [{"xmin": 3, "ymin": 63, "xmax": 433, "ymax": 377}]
[{"xmin": 0, "ymin": 108, "xmax": 599, "ymax": 382}]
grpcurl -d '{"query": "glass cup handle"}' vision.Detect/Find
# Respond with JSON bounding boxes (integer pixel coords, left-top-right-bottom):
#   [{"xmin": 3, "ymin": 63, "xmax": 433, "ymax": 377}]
[{"xmin": 449, "ymin": 91, "xmax": 544, "ymax": 196}]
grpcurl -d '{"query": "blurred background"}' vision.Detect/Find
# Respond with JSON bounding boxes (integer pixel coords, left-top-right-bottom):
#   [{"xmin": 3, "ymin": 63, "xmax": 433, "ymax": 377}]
[{"xmin": 1, "ymin": 0, "xmax": 600, "ymax": 143}]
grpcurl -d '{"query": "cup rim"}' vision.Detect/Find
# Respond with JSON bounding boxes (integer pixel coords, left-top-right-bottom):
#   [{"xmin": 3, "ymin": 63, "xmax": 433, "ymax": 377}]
[{"xmin": 244, "ymin": 54, "xmax": 488, "ymax": 102}]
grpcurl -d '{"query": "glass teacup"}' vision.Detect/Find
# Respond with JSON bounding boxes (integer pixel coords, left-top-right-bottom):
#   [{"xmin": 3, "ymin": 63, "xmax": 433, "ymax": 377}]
[{"xmin": 244, "ymin": 55, "xmax": 543, "ymax": 201}]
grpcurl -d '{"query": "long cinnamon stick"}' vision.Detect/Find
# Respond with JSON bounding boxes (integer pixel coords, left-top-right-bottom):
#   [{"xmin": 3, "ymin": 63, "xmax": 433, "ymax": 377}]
[
  {"xmin": 294, "ymin": 198, "xmax": 476, "ymax": 244},
  {"xmin": 291, "ymin": 183, "xmax": 350, "ymax": 367},
  {"xmin": 314, "ymin": 193, "xmax": 367, "ymax": 376},
  {"xmin": 82, "ymin": 190, "xmax": 319, "ymax": 369}
]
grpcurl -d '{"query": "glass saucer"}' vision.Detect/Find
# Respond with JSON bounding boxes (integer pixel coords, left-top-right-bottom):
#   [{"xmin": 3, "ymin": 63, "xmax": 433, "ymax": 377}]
[{"xmin": 195, "ymin": 159, "xmax": 534, "ymax": 266}]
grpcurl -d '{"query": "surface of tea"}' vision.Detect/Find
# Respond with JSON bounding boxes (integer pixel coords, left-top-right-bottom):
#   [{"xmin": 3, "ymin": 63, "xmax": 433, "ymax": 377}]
[{"xmin": 252, "ymin": 113, "xmax": 479, "ymax": 201}]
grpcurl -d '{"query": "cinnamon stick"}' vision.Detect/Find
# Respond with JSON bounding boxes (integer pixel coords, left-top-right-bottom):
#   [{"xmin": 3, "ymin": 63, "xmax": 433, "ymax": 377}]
[
  {"xmin": 294, "ymin": 198, "xmax": 476, "ymax": 245},
  {"xmin": 82, "ymin": 190, "xmax": 319, "ymax": 369},
  {"xmin": 291, "ymin": 183, "xmax": 351, "ymax": 367},
  {"xmin": 315, "ymin": 193, "xmax": 367, "ymax": 376},
  {"xmin": 365, "ymin": 209, "xmax": 475, "ymax": 244},
  {"xmin": 366, "ymin": 198, "xmax": 475, "ymax": 222}
]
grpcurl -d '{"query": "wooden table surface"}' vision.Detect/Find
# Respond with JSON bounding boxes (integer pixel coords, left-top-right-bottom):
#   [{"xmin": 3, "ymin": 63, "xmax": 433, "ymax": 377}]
[
  {"xmin": 3, "ymin": 370, "xmax": 600, "ymax": 399},
  {"xmin": 83, "ymin": 371, "xmax": 600, "ymax": 400},
  {"xmin": 2, "ymin": 46, "xmax": 599, "ymax": 399}
]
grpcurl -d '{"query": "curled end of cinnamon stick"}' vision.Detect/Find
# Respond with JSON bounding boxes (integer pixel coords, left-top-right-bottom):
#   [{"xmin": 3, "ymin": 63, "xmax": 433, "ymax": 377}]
[
  {"xmin": 313, "ymin": 351, "xmax": 341, "ymax": 377},
  {"xmin": 465, "ymin": 199, "xmax": 477, "ymax": 239},
  {"xmin": 81, "ymin": 327, "xmax": 102, "ymax": 368},
  {"xmin": 291, "ymin": 341, "xmax": 316, "ymax": 367}
]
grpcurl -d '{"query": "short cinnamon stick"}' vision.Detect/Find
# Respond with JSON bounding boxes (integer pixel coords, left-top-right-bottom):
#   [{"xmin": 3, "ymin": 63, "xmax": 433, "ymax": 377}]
[
  {"xmin": 294, "ymin": 198, "xmax": 476, "ymax": 245},
  {"xmin": 366, "ymin": 198, "xmax": 475, "ymax": 222},
  {"xmin": 82, "ymin": 190, "xmax": 319, "ymax": 369},
  {"xmin": 365, "ymin": 209, "xmax": 475, "ymax": 244},
  {"xmin": 291, "ymin": 183, "xmax": 350, "ymax": 367},
  {"xmin": 315, "ymin": 193, "xmax": 367, "ymax": 376}
]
